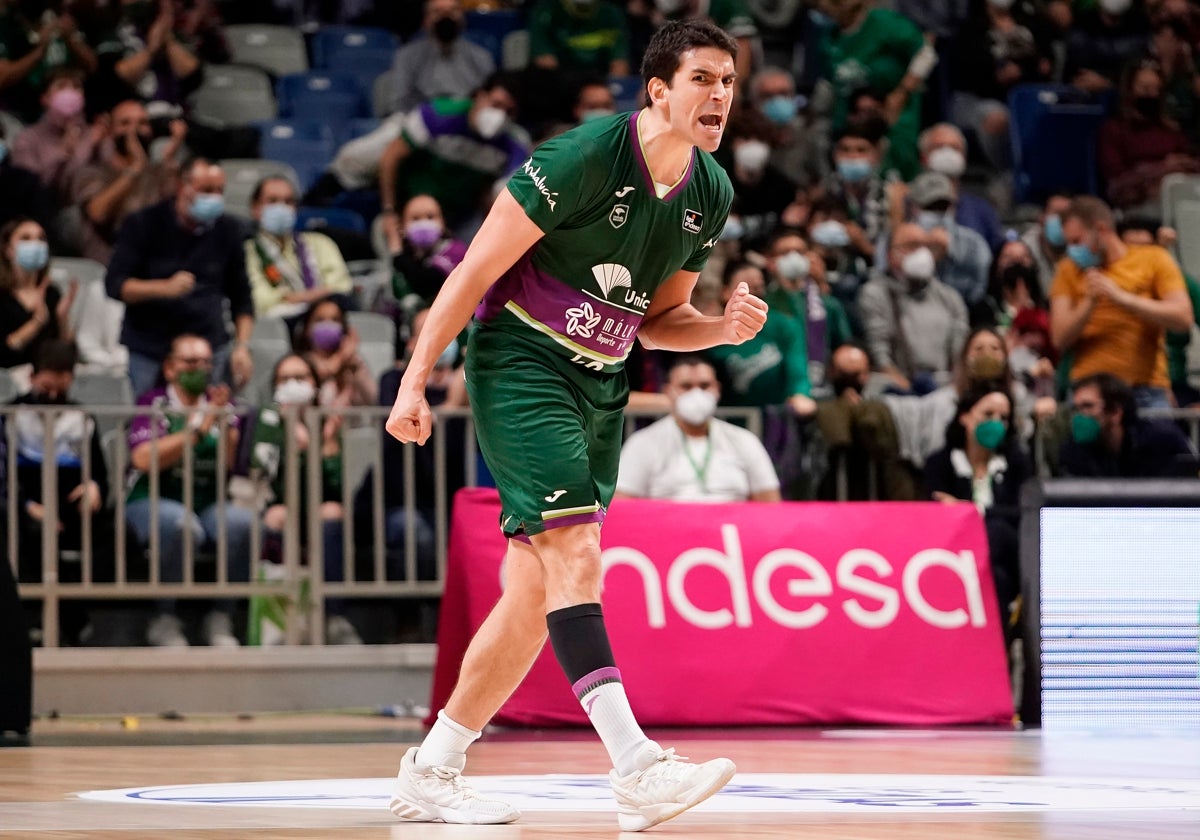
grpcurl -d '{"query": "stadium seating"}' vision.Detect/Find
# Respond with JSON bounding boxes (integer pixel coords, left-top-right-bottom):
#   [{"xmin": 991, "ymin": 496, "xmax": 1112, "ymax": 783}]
[
  {"xmin": 190, "ymin": 63, "xmax": 277, "ymax": 126},
  {"xmin": 608, "ymin": 75, "xmax": 643, "ymax": 112},
  {"xmin": 224, "ymin": 24, "xmax": 309, "ymax": 77},
  {"xmin": 295, "ymin": 206, "xmax": 367, "ymax": 235},
  {"xmin": 346, "ymin": 310, "xmax": 396, "ymax": 381},
  {"xmin": 1161, "ymin": 174, "xmax": 1200, "ymax": 279},
  {"xmin": 502, "ymin": 29, "xmax": 530, "ymax": 71},
  {"xmin": 1008, "ymin": 84, "xmax": 1109, "ymax": 205},
  {"xmin": 310, "ymin": 25, "xmax": 399, "ymax": 68},
  {"xmin": 254, "ymin": 120, "xmax": 337, "ymax": 192},
  {"xmin": 276, "ymin": 71, "xmax": 371, "ymax": 122}
]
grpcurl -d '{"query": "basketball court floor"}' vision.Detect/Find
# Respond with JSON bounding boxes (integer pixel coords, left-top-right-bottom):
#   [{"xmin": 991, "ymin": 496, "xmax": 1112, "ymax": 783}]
[{"xmin": 2, "ymin": 715, "xmax": 1199, "ymax": 839}]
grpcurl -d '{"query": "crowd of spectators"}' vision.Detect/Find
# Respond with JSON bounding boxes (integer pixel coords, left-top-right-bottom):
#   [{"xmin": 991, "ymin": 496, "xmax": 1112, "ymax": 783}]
[{"xmin": 2, "ymin": 0, "xmax": 1200, "ymax": 650}]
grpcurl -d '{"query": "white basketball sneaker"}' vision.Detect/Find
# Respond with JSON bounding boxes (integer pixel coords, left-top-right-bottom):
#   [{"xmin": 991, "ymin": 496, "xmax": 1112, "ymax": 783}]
[
  {"xmin": 609, "ymin": 748, "xmax": 736, "ymax": 831},
  {"xmin": 389, "ymin": 746, "xmax": 520, "ymax": 825}
]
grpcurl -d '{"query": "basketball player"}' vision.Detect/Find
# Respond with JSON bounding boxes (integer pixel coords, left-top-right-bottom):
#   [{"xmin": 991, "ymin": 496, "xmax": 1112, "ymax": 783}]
[{"xmin": 385, "ymin": 19, "xmax": 768, "ymax": 831}]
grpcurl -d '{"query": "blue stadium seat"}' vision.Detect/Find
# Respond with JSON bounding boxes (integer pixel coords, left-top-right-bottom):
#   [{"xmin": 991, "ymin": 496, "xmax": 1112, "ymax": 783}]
[
  {"xmin": 464, "ymin": 9, "xmax": 524, "ymax": 42},
  {"xmin": 608, "ymin": 75, "xmax": 643, "ymax": 112},
  {"xmin": 1008, "ymin": 84, "xmax": 1111, "ymax": 205},
  {"xmin": 276, "ymin": 71, "xmax": 370, "ymax": 121},
  {"xmin": 254, "ymin": 120, "xmax": 337, "ymax": 191},
  {"xmin": 310, "ymin": 25, "xmax": 399, "ymax": 67},
  {"xmin": 296, "ymin": 206, "xmax": 367, "ymax": 235},
  {"xmin": 341, "ymin": 117, "xmax": 382, "ymax": 145},
  {"xmin": 463, "ymin": 30, "xmax": 501, "ymax": 65}
]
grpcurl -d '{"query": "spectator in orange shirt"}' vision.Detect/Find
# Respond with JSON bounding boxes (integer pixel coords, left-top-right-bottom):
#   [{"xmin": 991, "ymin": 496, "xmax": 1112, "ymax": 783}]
[{"xmin": 1049, "ymin": 196, "xmax": 1193, "ymax": 408}]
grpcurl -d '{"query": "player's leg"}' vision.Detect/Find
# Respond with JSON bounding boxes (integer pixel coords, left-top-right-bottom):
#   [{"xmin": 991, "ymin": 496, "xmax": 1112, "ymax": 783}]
[{"xmin": 389, "ymin": 538, "xmax": 544, "ymax": 825}]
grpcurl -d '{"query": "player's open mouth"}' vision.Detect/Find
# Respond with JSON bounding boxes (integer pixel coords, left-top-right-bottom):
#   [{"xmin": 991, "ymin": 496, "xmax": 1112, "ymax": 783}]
[{"xmin": 699, "ymin": 114, "xmax": 723, "ymax": 133}]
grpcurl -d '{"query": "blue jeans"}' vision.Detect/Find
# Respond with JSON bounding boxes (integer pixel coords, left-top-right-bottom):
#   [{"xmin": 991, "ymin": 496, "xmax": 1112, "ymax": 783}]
[
  {"xmin": 385, "ymin": 507, "xmax": 436, "ymax": 581},
  {"xmin": 126, "ymin": 498, "xmax": 253, "ymax": 613},
  {"xmin": 1133, "ymin": 385, "xmax": 1173, "ymax": 410},
  {"xmin": 128, "ymin": 343, "xmax": 234, "ymax": 398}
]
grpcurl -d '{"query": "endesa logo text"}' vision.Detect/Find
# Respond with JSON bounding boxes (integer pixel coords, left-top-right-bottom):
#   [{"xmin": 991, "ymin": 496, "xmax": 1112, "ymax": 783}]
[{"xmin": 600, "ymin": 524, "xmax": 988, "ymax": 631}]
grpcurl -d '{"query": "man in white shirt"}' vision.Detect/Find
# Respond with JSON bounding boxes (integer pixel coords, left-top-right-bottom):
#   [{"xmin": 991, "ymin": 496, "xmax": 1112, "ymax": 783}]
[{"xmin": 616, "ymin": 355, "xmax": 781, "ymax": 503}]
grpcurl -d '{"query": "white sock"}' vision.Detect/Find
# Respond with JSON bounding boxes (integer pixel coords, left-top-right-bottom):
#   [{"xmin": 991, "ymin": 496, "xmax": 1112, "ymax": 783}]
[
  {"xmin": 415, "ymin": 709, "xmax": 480, "ymax": 769},
  {"xmin": 581, "ymin": 682, "xmax": 660, "ymax": 776}
]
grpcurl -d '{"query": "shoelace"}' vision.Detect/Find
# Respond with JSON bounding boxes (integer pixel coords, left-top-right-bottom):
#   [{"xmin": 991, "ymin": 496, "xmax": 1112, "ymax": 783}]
[
  {"xmin": 643, "ymin": 748, "xmax": 694, "ymax": 782},
  {"xmin": 429, "ymin": 765, "xmax": 479, "ymax": 800}
]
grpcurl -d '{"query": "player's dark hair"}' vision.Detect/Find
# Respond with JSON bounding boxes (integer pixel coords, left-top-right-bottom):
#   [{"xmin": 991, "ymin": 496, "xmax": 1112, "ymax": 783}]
[{"xmin": 641, "ymin": 19, "xmax": 738, "ymax": 91}]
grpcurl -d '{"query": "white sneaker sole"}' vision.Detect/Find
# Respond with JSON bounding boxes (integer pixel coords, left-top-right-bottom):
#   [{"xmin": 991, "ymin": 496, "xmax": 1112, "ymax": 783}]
[
  {"xmin": 388, "ymin": 793, "xmax": 520, "ymax": 825},
  {"xmin": 616, "ymin": 758, "xmax": 737, "ymax": 832}
]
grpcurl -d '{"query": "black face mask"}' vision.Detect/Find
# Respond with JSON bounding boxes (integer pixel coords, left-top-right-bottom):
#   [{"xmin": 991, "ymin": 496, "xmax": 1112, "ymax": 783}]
[
  {"xmin": 432, "ymin": 16, "xmax": 461, "ymax": 43},
  {"xmin": 116, "ymin": 132, "xmax": 151, "ymax": 157},
  {"xmin": 1000, "ymin": 262, "xmax": 1038, "ymax": 291},
  {"xmin": 33, "ymin": 391, "xmax": 69, "ymax": 405},
  {"xmin": 831, "ymin": 375, "xmax": 865, "ymax": 397},
  {"xmin": 1133, "ymin": 96, "xmax": 1160, "ymax": 120}
]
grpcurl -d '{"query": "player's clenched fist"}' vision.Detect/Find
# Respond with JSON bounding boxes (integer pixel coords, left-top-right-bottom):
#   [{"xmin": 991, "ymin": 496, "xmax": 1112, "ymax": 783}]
[
  {"xmin": 721, "ymin": 281, "xmax": 768, "ymax": 345},
  {"xmin": 386, "ymin": 387, "xmax": 433, "ymax": 445}
]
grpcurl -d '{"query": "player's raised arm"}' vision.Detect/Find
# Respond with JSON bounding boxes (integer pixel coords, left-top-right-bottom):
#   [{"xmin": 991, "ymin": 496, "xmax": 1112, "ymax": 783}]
[
  {"xmin": 639, "ymin": 268, "xmax": 767, "ymax": 351},
  {"xmin": 387, "ymin": 190, "xmax": 544, "ymax": 444}
]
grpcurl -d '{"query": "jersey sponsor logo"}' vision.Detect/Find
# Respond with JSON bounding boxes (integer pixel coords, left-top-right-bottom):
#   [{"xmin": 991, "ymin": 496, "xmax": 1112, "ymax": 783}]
[
  {"xmin": 592, "ymin": 263, "xmax": 632, "ymax": 297},
  {"xmin": 544, "ymin": 490, "xmax": 567, "ymax": 503},
  {"xmin": 565, "ymin": 302, "xmax": 602, "ymax": 338},
  {"xmin": 609, "ymin": 203, "xmax": 629, "ymax": 229},
  {"xmin": 683, "ymin": 208, "xmax": 703, "ymax": 234},
  {"xmin": 615, "ymin": 186, "xmax": 635, "ymax": 197},
  {"xmin": 520, "ymin": 158, "xmax": 559, "ymax": 212}
]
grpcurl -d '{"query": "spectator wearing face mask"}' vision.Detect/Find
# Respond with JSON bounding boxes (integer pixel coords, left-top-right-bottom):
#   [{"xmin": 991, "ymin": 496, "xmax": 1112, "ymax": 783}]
[
  {"xmin": 11, "ymin": 67, "xmax": 100, "ymax": 200},
  {"xmin": 0, "ymin": 218, "xmax": 74, "ymax": 376},
  {"xmin": 817, "ymin": 114, "xmax": 894, "ymax": 263},
  {"xmin": 389, "ymin": 193, "xmax": 467, "ymax": 306},
  {"xmin": 378, "ymin": 73, "xmax": 530, "ymax": 236},
  {"xmin": 859, "ymin": 222, "xmax": 969, "ymax": 395},
  {"xmin": 804, "ymin": 194, "xmax": 872, "ymax": 328},
  {"xmin": 1098, "ymin": 59, "xmax": 1200, "ymax": 210},
  {"xmin": 72, "ymin": 99, "xmax": 187, "ymax": 265},
  {"xmin": 1049, "ymin": 196, "xmax": 1192, "ymax": 409},
  {"xmin": 1059, "ymin": 372, "xmax": 1197, "ymax": 477},
  {"xmin": 747, "ymin": 66, "xmax": 828, "ymax": 190},
  {"xmin": 125, "ymin": 333, "xmax": 252, "ymax": 647},
  {"xmin": 980, "ymin": 237, "xmax": 1047, "ymax": 333},
  {"xmin": 762, "ymin": 228, "xmax": 852, "ymax": 397},
  {"xmin": 1064, "ymin": 0, "xmax": 1151, "ymax": 94},
  {"xmin": 1, "ymin": 340, "xmax": 110, "ymax": 596},
  {"xmin": 295, "ymin": 298, "xmax": 377, "ymax": 409},
  {"xmin": 721, "ymin": 108, "xmax": 797, "ymax": 249},
  {"xmin": 820, "ymin": 0, "xmax": 935, "ymax": 182},
  {"xmin": 105, "ymin": 158, "xmax": 254, "ymax": 398},
  {"xmin": 615, "ymin": 354, "xmax": 781, "ymax": 503},
  {"xmin": 906, "ymin": 171, "xmax": 993, "ymax": 311},
  {"xmin": 1019, "ymin": 190, "xmax": 1072, "ymax": 298},
  {"xmin": 239, "ymin": 353, "xmax": 364, "ymax": 646},
  {"xmin": 949, "ymin": 0, "xmax": 1053, "ymax": 172},
  {"xmin": 924, "ymin": 384, "xmax": 1030, "ymax": 630},
  {"xmin": 704, "ymin": 261, "xmax": 817, "ymax": 417},
  {"xmin": 912, "ymin": 123, "xmax": 1003, "ymax": 252},
  {"xmin": 388, "ymin": 0, "xmax": 496, "ymax": 117},
  {"xmin": 245, "ymin": 176, "xmax": 353, "ymax": 321}
]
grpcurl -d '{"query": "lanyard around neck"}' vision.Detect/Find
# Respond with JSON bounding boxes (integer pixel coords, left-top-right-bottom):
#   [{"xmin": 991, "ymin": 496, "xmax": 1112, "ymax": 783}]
[{"xmin": 681, "ymin": 428, "xmax": 712, "ymax": 490}]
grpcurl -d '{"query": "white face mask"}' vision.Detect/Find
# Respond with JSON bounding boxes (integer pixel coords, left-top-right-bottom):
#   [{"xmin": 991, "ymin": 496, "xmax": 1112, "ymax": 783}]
[
  {"xmin": 901, "ymin": 246, "xmax": 937, "ymax": 282},
  {"xmin": 1098, "ymin": 0, "xmax": 1132, "ymax": 14},
  {"xmin": 473, "ymin": 106, "xmax": 508, "ymax": 139},
  {"xmin": 274, "ymin": 378, "xmax": 316, "ymax": 406},
  {"xmin": 734, "ymin": 140, "xmax": 771, "ymax": 173},
  {"xmin": 776, "ymin": 251, "xmax": 811, "ymax": 281},
  {"xmin": 675, "ymin": 387, "xmax": 718, "ymax": 426},
  {"xmin": 926, "ymin": 146, "xmax": 966, "ymax": 179}
]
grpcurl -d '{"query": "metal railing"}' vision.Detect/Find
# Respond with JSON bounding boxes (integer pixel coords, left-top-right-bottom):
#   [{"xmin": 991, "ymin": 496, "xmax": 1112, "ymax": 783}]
[{"xmin": 10, "ymin": 401, "xmax": 763, "ymax": 647}]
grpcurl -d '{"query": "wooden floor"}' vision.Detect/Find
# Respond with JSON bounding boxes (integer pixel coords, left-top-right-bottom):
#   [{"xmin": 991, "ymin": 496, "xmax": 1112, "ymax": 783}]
[{"xmin": 2, "ymin": 715, "xmax": 1199, "ymax": 839}]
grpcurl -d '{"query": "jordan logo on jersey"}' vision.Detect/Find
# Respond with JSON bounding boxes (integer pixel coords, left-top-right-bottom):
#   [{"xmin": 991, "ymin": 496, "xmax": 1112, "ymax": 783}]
[
  {"xmin": 609, "ymin": 204, "xmax": 628, "ymax": 229},
  {"xmin": 683, "ymin": 208, "xmax": 703, "ymax": 234}
]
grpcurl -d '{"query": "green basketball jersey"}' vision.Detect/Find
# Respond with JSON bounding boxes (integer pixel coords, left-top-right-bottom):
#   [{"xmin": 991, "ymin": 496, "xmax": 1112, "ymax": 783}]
[{"xmin": 477, "ymin": 111, "xmax": 733, "ymax": 373}]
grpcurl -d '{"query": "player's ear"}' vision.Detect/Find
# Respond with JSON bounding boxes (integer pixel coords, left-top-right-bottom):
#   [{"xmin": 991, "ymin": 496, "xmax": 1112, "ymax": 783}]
[{"xmin": 648, "ymin": 77, "xmax": 668, "ymax": 105}]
